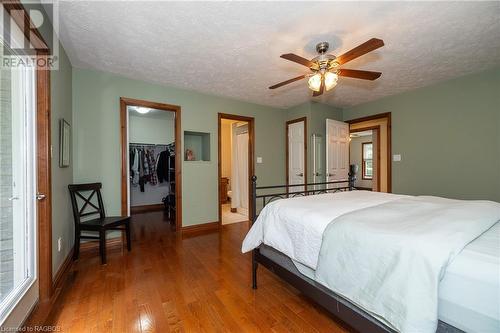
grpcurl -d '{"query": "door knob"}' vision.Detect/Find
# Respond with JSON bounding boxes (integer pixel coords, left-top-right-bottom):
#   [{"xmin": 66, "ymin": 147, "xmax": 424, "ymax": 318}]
[
  {"xmin": 297, "ymin": 173, "xmax": 304, "ymax": 177},
  {"xmin": 8, "ymin": 196, "xmax": 19, "ymax": 201},
  {"xmin": 36, "ymin": 193, "xmax": 46, "ymax": 201}
]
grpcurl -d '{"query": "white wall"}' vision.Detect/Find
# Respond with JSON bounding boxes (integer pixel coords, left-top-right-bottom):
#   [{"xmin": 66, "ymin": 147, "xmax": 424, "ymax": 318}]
[{"xmin": 129, "ymin": 112, "xmax": 174, "ymax": 145}]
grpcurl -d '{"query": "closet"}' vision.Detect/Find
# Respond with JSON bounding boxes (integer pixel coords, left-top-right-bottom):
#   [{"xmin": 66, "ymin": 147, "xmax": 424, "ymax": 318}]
[{"xmin": 127, "ymin": 105, "xmax": 176, "ymax": 219}]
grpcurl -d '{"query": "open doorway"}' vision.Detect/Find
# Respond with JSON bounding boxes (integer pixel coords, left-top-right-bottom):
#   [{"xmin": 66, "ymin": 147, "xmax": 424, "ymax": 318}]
[
  {"xmin": 349, "ymin": 129, "xmax": 380, "ymax": 191},
  {"xmin": 218, "ymin": 114, "xmax": 254, "ymax": 226},
  {"xmin": 347, "ymin": 112, "xmax": 391, "ymax": 192},
  {"xmin": 120, "ymin": 98, "xmax": 182, "ymax": 230}
]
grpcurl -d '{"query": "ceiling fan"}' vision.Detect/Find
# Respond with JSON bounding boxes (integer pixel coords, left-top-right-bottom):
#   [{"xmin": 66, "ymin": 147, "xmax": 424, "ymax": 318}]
[{"xmin": 269, "ymin": 38, "xmax": 384, "ymax": 96}]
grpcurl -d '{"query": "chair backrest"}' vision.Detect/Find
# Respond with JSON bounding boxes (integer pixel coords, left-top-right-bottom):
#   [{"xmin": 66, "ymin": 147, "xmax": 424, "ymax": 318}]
[{"xmin": 68, "ymin": 183, "xmax": 106, "ymax": 225}]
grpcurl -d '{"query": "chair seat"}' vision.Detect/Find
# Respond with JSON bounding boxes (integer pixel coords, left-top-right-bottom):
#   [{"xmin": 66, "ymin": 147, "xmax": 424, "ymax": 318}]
[{"xmin": 80, "ymin": 216, "xmax": 130, "ymax": 229}]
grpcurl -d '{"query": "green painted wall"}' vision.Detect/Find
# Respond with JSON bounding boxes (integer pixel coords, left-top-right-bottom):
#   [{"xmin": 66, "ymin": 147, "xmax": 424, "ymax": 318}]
[
  {"xmin": 49, "ymin": 45, "xmax": 73, "ymax": 275},
  {"xmin": 344, "ymin": 68, "xmax": 500, "ymax": 202},
  {"xmin": 72, "ymin": 68, "xmax": 287, "ymax": 226}
]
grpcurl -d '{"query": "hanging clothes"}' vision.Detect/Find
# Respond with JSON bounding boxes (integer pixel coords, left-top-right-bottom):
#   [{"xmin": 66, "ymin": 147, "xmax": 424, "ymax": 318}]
[
  {"xmin": 157, "ymin": 150, "xmax": 169, "ymax": 183},
  {"xmin": 147, "ymin": 149, "xmax": 158, "ymax": 185},
  {"xmin": 131, "ymin": 148, "xmax": 139, "ymax": 185},
  {"xmin": 143, "ymin": 149, "xmax": 150, "ymax": 177},
  {"xmin": 129, "ymin": 144, "xmax": 172, "ymax": 191}
]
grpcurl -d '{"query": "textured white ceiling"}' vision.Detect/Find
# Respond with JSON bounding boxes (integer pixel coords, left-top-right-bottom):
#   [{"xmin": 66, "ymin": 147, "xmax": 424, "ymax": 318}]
[{"xmin": 54, "ymin": 1, "xmax": 500, "ymax": 109}]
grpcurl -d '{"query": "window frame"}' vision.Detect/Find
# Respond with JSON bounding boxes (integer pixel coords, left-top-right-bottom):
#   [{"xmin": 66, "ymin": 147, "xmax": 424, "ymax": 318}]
[
  {"xmin": 0, "ymin": 0, "xmax": 53, "ymax": 327},
  {"xmin": 362, "ymin": 142, "xmax": 373, "ymax": 180},
  {"xmin": 0, "ymin": 23, "xmax": 37, "ymax": 325}
]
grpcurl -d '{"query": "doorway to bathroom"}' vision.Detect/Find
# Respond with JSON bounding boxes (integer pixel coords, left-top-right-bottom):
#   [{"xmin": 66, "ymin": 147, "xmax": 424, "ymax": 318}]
[{"xmin": 218, "ymin": 114, "xmax": 255, "ymax": 226}]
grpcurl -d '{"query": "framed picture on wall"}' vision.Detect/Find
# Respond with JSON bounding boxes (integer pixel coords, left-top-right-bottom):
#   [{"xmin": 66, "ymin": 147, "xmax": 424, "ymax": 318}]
[{"xmin": 59, "ymin": 119, "xmax": 71, "ymax": 167}]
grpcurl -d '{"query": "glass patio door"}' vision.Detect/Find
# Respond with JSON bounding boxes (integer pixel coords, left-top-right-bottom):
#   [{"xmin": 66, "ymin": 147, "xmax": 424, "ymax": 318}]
[{"xmin": 0, "ymin": 29, "xmax": 37, "ymax": 325}]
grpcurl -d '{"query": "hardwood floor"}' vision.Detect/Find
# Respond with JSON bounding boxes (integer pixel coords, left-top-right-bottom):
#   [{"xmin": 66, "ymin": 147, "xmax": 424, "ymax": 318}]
[{"xmin": 46, "ymin": 211, "xmax": 352, "ymax": 332}]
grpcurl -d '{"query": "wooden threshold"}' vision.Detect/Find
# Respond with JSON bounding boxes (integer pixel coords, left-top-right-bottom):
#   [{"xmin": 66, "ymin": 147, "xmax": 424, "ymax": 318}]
[{"xmin": 130, "ymin": 203, "xmax": 164, "ymax": 214}]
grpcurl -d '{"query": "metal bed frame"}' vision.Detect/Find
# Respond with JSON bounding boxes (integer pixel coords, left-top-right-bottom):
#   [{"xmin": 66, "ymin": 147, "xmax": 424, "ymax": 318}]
[{"xmin": 249, "ymin": 175, "xmax": 461, "ymax": 333}]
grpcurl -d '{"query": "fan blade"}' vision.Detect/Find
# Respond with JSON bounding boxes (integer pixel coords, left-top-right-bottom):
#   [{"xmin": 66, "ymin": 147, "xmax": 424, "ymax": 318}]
[
  {"xmin": 269, "ymin": 75, "xmax": 306, "ymax": 89},
  {"xmin": 312, "ymin": 77, "xmax": 324, "ymax": 97},
  {"xmin": 280, "ymin": 53, "xmax": 313, "ymax": 68},
  {"xmin": 338, "ymin": 69, "xmax": 382, "ymax": 80},
  {"xmin": 336, "ymin": 38, "xmax": 384, "ymax": 65}
]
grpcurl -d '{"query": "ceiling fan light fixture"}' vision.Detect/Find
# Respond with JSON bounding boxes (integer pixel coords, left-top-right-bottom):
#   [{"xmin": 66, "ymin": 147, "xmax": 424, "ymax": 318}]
[
  {"xmin": 308, "ymin": 73, "xmax": 322, "ymax": 92},
  {"xmin": 324, "ymin": 71, "xmax": 338, "ymax": 91}
]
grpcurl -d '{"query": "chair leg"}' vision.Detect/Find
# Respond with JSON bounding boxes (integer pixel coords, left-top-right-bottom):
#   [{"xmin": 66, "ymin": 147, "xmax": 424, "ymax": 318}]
[
  {"xmin": 126, "ymin": 221, "xmax": 132, "ymax": 251},
  {"xmin": 99, "ymin": 229, "xmax": 106, "ymax": 264},
  {"xmin": 73, "ymin": 228, "xmax": 80, "ymax": 260}
]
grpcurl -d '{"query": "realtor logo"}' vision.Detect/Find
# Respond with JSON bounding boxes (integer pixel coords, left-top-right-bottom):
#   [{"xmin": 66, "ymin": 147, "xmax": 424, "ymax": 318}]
[{"xmin": 1, "ymin": 0, "xmax": 59, "ymax": 69}]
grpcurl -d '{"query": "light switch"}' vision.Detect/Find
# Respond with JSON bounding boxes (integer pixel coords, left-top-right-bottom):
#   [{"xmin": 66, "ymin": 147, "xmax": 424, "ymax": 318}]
[
  {"xmin": 393, "ymin": 154, "xmax": 402, "ymax": 162},
  {"xmin": 256, "ymin": 157, "xmax": 263, "ymax": 164}
]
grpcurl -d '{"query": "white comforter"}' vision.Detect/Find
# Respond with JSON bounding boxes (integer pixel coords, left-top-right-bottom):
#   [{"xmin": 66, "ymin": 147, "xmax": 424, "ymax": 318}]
[
  {"xmin": 242, "ymin": 190, "xmax": 409, "ymax": 269},
  {"xmin": 241, "ymin": 191, "xmax": 500, "ymax": 332},
  {"xmin": 314, "ymin": 196, "xmax": 500, "ymax": 332}
]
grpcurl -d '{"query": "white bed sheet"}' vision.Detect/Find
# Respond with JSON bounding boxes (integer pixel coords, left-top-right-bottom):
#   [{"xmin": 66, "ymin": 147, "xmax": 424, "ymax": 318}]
[
  {"xmin": 242, "ymin": 190, "xmax": 409, "ymax": 269},
  {"xmin": 290, "ymin": 222, "xmax": 500, "ymax": 332},
  {"xmin": 293, "ymin": 222, "xmax": 500, "ymax": 333},
  {"xmin": 438, "ymin": 221, "xmax": 500, "ymax": 333},
  {"xmin": 243, "ymin": 191, "xmax": 500, "ymax": 331}
]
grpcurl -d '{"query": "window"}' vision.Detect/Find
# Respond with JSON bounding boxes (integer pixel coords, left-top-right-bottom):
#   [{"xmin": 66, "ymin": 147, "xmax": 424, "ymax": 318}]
[
  {"xmin": 362, "ymin": 142, "xmax": 373, "ymax": 180},
  {"xmin": 0, "ymin": 21, "xmax": 37, "ymax": 324}
]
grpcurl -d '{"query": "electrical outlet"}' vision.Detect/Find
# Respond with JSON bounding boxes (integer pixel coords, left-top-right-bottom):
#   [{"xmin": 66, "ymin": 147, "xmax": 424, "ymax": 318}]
[
  {"xmin": 257, "ymin": 157, "xmax": 263, "ymax": 164},
  {"xmin": 57, "ymin": 237, "xmax": 62, "ymax": 252}
]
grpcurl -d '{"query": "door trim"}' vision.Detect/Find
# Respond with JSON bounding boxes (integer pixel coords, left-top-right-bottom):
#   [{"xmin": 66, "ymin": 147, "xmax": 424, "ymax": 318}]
[
  {"xmin": 286, "ymin": 117, "xmax": 307, "ymax": 187},
  {"xmin": 36, "ymin": 58, "xmax": 52, "ymax": 302},
  {"xmin": 217, "ymin": 113, "xmax": 255, "ymax": 226},
  {"xmin": 120, "ymin": 97, "xmax": 182, "ymax": 231},
  {"xmin": 347, "ymin": 113, "xmax": 391, "ymax": 192}
]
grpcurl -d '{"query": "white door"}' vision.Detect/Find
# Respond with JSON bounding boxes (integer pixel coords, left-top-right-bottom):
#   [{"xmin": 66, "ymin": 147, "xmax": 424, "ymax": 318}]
[
  {"xmin": 326, "ymin": 119, "xmax": 349, "ymax": 185},
  {"xmin": 0, "ymin": 46, "xmax": 37, "ymax": 325},
  {"xmin": 288, "ymin": 121, "xmax": 305, "ymax": 190}
]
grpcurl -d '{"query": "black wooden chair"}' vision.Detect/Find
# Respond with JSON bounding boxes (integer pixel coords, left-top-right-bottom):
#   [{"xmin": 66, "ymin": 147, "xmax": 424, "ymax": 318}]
[{"xmin": 68, "ymin": 183, "xmax": 131, "ymax": 264}]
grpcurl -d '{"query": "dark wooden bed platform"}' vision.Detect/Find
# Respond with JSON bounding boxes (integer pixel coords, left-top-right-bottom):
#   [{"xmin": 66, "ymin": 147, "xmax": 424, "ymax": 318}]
[{"xmin": 249, "ymin": 176, "xmax": 462, "ymax": 333}]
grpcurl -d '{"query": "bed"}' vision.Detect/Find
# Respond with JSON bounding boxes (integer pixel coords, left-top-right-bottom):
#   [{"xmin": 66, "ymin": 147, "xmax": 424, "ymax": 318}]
[{"xmin": 242, "ymin": 176, "xmax": 500, "ymax": 333}]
